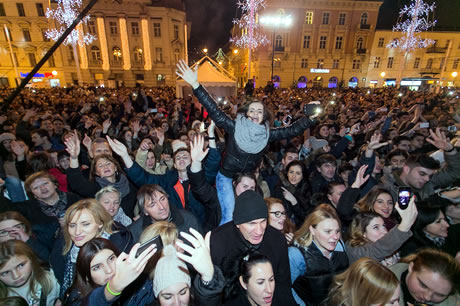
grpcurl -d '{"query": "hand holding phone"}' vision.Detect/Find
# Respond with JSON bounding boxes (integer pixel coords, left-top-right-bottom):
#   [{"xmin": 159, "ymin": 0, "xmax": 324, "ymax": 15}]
[
  {"xmin": 398, "ymin": 187, "xmax": 411, "ymax": 210},
  {"xmin": 135, "ymin": 235, "xmax": 163, "ymax": 258}
]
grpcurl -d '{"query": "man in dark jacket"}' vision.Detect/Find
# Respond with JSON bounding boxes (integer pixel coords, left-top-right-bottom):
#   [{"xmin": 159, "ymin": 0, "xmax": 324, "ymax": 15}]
[
  {"xmin": 128, "ymin": 184, "xmax": 202, "ymax": 242},
  {"xmin": 210, "ymin": 190, "xmax": 297, "ymax": 305}
]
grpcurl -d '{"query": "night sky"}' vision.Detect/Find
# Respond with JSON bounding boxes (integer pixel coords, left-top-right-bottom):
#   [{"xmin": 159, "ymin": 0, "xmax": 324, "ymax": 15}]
[{"xmin": 184, "ymin": 0, "xmax": 460, "ymax": 59}]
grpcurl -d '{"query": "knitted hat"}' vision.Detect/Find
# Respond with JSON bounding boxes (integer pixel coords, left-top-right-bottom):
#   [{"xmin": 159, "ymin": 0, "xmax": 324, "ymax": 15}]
[
  {"xmin": 171, "ymin": 140, "xmax": 187, "ymax": 153},
  {"xmin": 153, "ymin": 245, "xmax": 191, "ymax": 297},
  {"xmin": 0, "ymin": 133, "xmax": 15, "ymax": 143},
  {"xmin": 233, "ymin": 190, "xmax": 268, "ymax": 225}
]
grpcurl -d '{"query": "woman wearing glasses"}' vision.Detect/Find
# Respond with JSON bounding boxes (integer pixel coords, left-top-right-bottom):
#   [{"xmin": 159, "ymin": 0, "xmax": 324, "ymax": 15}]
[
  {"xmin": 265, "ymin": 198, "xmax": 295, "ymax": 244},
  {"xmin": 0, "ymin": 211, "xmax": 51, "ymax": 262}
]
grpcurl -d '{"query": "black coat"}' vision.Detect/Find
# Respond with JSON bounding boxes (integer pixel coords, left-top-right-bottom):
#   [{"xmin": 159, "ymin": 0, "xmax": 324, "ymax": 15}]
[
  {"xmin": 210, "ymin": 222, "xmax": 297, "ymax": 306},
  {"xmin": 193, "ymin": 85, "xmax": 316, "ymax": 179}
]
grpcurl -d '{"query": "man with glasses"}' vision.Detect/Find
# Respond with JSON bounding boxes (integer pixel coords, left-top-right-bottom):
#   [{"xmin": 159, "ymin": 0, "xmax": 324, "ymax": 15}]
[{"xmin": 128, "ymin": 184, "xmax": 201, "ymax": 242}]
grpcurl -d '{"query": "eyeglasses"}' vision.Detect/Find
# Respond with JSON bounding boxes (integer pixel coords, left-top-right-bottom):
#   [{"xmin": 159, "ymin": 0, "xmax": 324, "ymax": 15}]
[
  {"xmin": 0, "ymin": 223, "xmax": 25, "ymax": 237},
  {"xmin": 270, "ymin": 211, "xmax": 287, "ymax": 218}
]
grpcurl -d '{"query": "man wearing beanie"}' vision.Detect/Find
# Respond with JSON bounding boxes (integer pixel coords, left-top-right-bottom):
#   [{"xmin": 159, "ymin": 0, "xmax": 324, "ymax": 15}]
[{"xmin": 210, "ymin": 190, "xmax": 297, "ymax": 305}]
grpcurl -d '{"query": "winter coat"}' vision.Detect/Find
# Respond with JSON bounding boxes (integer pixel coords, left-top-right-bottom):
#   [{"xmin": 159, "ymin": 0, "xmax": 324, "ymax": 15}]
[
  {"xmin": 128, "ymin": 205, "xmax": 202, "ymax": 242},
  {"xmin": 66, "ymin": 167, "xmax": 137, "ymax": 218},
  {"xmin": 210, "ymin": 222, "xmax": 297, "ymax": 306},
  {"xmin": 380, "ymin": 150, "xmax": 460, "ymax": 201},
  {"xmin": 193, "ymin": 85, "xmax": 316, "ymax": 179}
]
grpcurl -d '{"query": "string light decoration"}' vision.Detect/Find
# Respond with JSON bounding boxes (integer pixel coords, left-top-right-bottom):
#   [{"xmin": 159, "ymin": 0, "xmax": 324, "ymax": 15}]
[
  {"xmin": 387, "ymin": 0, "xmax": 436, "ymax": 52},
  {"xmin": 45, "ymin": 0, "xmax": 96, "ymax": 46},
  {"xmin": 214, "ymin": 48, "xmax": 227, "ymax": 64},
  {"xmin": 231, "ymin": 0, "xmax": 270, "ymax": 49}
]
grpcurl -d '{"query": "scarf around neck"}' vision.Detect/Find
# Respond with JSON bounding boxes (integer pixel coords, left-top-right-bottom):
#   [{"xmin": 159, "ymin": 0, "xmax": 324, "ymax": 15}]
[
  {"xmin": 234, "ymin": 114, "xmax": 270, "ymax": 154},
  {"xmin": 95, "ymin": 173, "xmax": 130, "ymax": 198}
]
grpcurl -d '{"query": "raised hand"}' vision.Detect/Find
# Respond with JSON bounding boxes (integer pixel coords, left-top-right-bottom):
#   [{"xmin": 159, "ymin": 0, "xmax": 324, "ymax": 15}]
[
  {"xmin": 132, "ymin": 120, "xmax": 141, "ymax": 134},
  {"xmin": 396, "ymin": 195, "xmax": 418, "ymax": 232},
  {"xmin": 351, "ymin": 165, "xmax": 370, "ymax": 189},
  {"xmin": 176, "ymin": 229, "xmax": 214, "ymax": 282},
  {"xmin": 23, "ymin": 108, "xmax": 37, "ymax": 121},
  {"xmin": 176, "ymin": 59, "xmax": 200, "ymax": 89},
  {"xmin": 108, "ymin": 243, "xmax": 156, "ymax": 295},
  {"xmin": 139, "ymin": 139, "xmax": 151, "ymax": 151},
  {"xmin": 190, "ymin": 134, "xmax": 209, "ymax": 163},
  {"xmin": 106, "ymin": 136, "xmax": 128, "ymax": 157},
  {"xmin": 281, "ymin": 187, "xmax": 298, "ymax": 206},
  {"xmin": 426, "ymin": 128, "xmax": 454, "ymax": 152},
  {"xmin": 102, "ymin": 119, "xmax": 112, "ymax": 133},
  {"xmin": 64, "ymin": 130, "xmax": 81, "ymax": 160},
  {"xmin": 82, "ymin": 134, "xmax": 92, "ymax": 151},
  {"xmin": 207, "ymin": 120, "xmax": 216, "ymax": 137},
  {"xmin": 367, "ymin": 132, "xmax": 388, "ymax": 151}
]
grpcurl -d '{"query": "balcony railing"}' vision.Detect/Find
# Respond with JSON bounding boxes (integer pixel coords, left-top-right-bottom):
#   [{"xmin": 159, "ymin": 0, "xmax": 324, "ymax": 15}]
[
  {"xmin": 111, "ymin": 60, "xmax": 123, "ymax": 67},
  {"xmin": 132, "ymin": 60, "xmax": 145, "ymax": 67},
  {"xmin": 359, "ymin": 24, "xmax": 370, "ymax": 30},
  {"xmin": 420, "ymin": 68, "xmax": 441, "ymax": 74},
  {"xmin": 89, "ymin": 59, "xmax": 102, "ymax": 66},
  {"xmin": 426, "ymin": 46, "xmax": 447, "ymax": 53},
  {"xmin": 274, "ymin": 46, "xmax": 285, "ymax": 52},
  {"xmin": 357, "ymin": 48, "xmax": 366, "ymax": 54}
]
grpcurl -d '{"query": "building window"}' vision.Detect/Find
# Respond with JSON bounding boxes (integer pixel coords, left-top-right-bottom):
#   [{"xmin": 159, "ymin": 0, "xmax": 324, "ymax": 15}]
[
  {"xmin": 305, "ymin": 11, "xmax": 313, "ymax": 24},
  {"xmin": 275, "ymin": 35, "xmax": 282, "ymax": 48},
  {"xmin": 22, "ymin": 29, "xmax": 31, "ymax": 42},
  {"xmin": 373, "ymin": 57, "xmax": 380, "ymax": 68},
  {"xmin": 48, "ymin": 55, "xmax": 55, "ymax": 67},
  {"xmin": 36, "ymin": 3, "xmax": 44, "ymax": 16},
  {"xmin": 109, "ymin": 21, "xmax": 118, "ymax": 35},
  {"xmin": 17, "ymin": 3, "xmax": 25, "ymax": 16},
  {"xmin": 41, "ymin": 29, "xmax": 50, "ymax": 41},
  {"xmin": 356, "ymin": 37, "xmax": 364, "ymax": 49},
  {"xmin": 439, "ymin": 58, "xmax": 445, "ymax": 69},
  {"xmin": 413, "ymin": 57, "xmax": 420, "ymax": 68},
  {"xmin": 332, "ymin": 59, "xmax": 339, "ymax": 69},
  {"xmin": 317, "ymin": 59, "xmax": 324, "ymax": 69},
  {"xmin": 445, "ymin": 40, "xmax": 450, "ymax": 48},
  {"xmin": 88, "ymin": 20, "xmax": 96, "ymax": 35},
  {"xmin": 453, "ymin": 58, "xmax": 459, "ymax": 69},
  {"xmin": 68, "ymin": 45, "xmax": 74, "ymax": 61},
  {"xmin": 153, "ymin": 23, "xmax": 161, "ymax": 37},
  {"xmin": 378, "ymin": 37, "xmax": 384, "ymax": 48},
  {"xmin": 319, "ymin": 36, "xmax": 327, "ymax": 49},
  {"xmin": 155, "ymin": 47, "xmax": 163, "ymax": 62},
  {"xmin": 335, "ymin": 36, "xmax": 343, "ymax": 49},
  {"xmin": 28, "ymin": 53, "xmax": 36, "ymax": 66},
  {"xmin": 426, "ymin": 58, "xmax": 433, "ymax": 69},
  {"xmin": 112, "ymin": 46, "xmax": 122, "ymax": 61},
  {"xmin": 174, "ymin": 24, "xmax": 179, "ymax": 40},
  {"xmin": 301, "ymin": 58, "xmax": 308, "ymax": 68},
  {"xmin": 91, "ymin": 46, "xmax": 101, "ymax": 61},
  {"xmin": 274, "ymin": 58, "xmax": 281, "ymax": 68},
  {"xmin": 3, "ymin": 27, "xmax": 12, "ymax": 41},
  {"xmin": 133, "ymin": 47, "xmax": 144, "ymax": 63},
  {"xmin": 360, "ymin": 12, "xmax": 368, "ymax": 25},
  {"xmin": 174, "ymin": 48, "xmax": 180, "ymax": 62},
  {"xmin": 0, "ymin": 3, "xmax": 5, "ymax": 16},
  {"xmin": 322, "ymin": 12, "xmax": 330, "ymax": 25},
  {"xmin": 387, "ymin": 57, "xmax": 394, "ymax": 69},
  {"xmin": 131, "ymin": 22, "xmax": 139, "ymax": 35},
  {"xmin": 157, "ymin": 74, "xmax": 166, "ymax": 85},
  {"xmin": 352, "ymin": 59, "xmax": 361, "ymax": 69},
  {"xmin": 338, "ymin": 13, "xmax": 346, "ymax": 25},
  {"xmin": 303, "ymin": 35, "xmax": 310, "ymax": 48}
]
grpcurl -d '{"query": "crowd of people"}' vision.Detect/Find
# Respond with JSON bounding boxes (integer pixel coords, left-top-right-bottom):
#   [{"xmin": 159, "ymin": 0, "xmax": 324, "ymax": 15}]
[{"xmin": 0, "ymin": 58, "xmax": 458, "ymax": 305}]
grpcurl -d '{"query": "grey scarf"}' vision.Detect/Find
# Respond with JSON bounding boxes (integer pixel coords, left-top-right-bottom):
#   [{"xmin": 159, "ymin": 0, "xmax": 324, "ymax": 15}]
[
  {"xmin": 234, "ymin": 114, "xmax": 270, "ymax": 154},
  {"xmin": 96, "ymin": 173, "xmax": 130, "ymax": 198}
]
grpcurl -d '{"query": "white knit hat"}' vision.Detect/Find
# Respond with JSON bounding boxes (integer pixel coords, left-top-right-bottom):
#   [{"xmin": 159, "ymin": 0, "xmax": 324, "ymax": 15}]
[
  {"xmin": 153, "ymin": 245, "xmax": 191, "ymax": 297},
  {"xmin": 171, "ymin": 139, "xmax": 188, "ymax": 153}
]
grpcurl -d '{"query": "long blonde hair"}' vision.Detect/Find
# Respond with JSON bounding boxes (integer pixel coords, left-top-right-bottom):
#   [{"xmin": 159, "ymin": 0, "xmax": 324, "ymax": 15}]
[
  {"xmin": 0, "ymin": 241, "xmax": 54, "ymax": 300},
  {"xmin": 328, "ymin": 257, "xmax": 399, "ymax": 306},
  {"xmin": 293, "ymin": 204, "xmax": 340, "ymax": 248},
  {"xmin": 63, "ymin": 199, "xmax": 113, "ymax": 255}
]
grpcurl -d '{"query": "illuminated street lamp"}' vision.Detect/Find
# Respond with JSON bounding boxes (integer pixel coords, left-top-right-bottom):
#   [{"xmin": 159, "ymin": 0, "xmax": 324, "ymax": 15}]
[
  {"xmin": 260, "ymin": 13, "xmax": 293, "ymax": 81},
  {"xmin": 233, "ymin": 49, "xmax": 239, "ymax": 54},
  {"xmin": 380, "ymin": 72, "xmax": 386, "ymax": 77},
  {"xmin": 452, "ymin": 71, "xmax": 458, "ymax": 86},
  {"xmin": 52, "ymin": 70, "xmax": 58, "ymax": 76},
  {"xmin": 203, "ymin": 48, "xmax": 208, "ymax": 54}
]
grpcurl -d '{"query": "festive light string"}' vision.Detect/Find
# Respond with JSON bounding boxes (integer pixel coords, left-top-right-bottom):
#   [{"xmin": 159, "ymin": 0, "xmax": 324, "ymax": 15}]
[
  {"xmin": 387, "ymin": 0, "xmax": 436, "ymax": 52},
  {"xmin": 231, "ymin": 0, "xmax": 270, "ymax": 49},
  {"xmin": 45, "ymin": 0, "xmax": 96, "ymax": 46}
]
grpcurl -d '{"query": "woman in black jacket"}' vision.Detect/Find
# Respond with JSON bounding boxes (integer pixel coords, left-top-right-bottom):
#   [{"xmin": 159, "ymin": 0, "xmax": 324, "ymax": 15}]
[
  {"xmin": 65, "ymin": 133, "xmax": 137, "ymax": 218},
  {"xmin": 274, "ymin": 161, "xmax": 312, "ymax": 227},
  {"xmin": 177, "ymin": 60, "xmax": 317, "ymax": 225}
]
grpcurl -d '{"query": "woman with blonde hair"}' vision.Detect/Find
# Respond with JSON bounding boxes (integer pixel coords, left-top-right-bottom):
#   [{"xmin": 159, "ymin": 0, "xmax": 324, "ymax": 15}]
[
  {"xmin": 0, "ymin": 240, "xmax": 60, "ymax": 305},
  {"xmin": 326, "ymin": 257, "xmax": 400, "ymax": 306},
  {"xmin": 264, "ymin": 198, "xmax": 295, "ymax": 244},
  {"xmin": 95, "ymin": 186, "xmax": 132, "ymax": 227},
  {"xmin": 49, "ymin": 199, "xmax": 133, "ymax": 298},
  {"xmin": 289, "ymin": 204, "xmax": 348, "ymax": 305}
]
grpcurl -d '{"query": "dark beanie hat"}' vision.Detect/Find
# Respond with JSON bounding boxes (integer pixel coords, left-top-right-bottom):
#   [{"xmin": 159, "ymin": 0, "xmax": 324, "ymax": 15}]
[{"xmin": 233, "ymin": 190, "xmax": 268, "ymax": 225}]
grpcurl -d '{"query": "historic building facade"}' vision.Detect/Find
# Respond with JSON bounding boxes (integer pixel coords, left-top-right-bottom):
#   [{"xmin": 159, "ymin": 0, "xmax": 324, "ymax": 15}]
[
  {"xmin": 239, "ymin": 0, "xmax": 384, "ymax": 88},
  {"xmin": 0, "ymin": 0, "xmax": 189, "ymax": 87}
]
